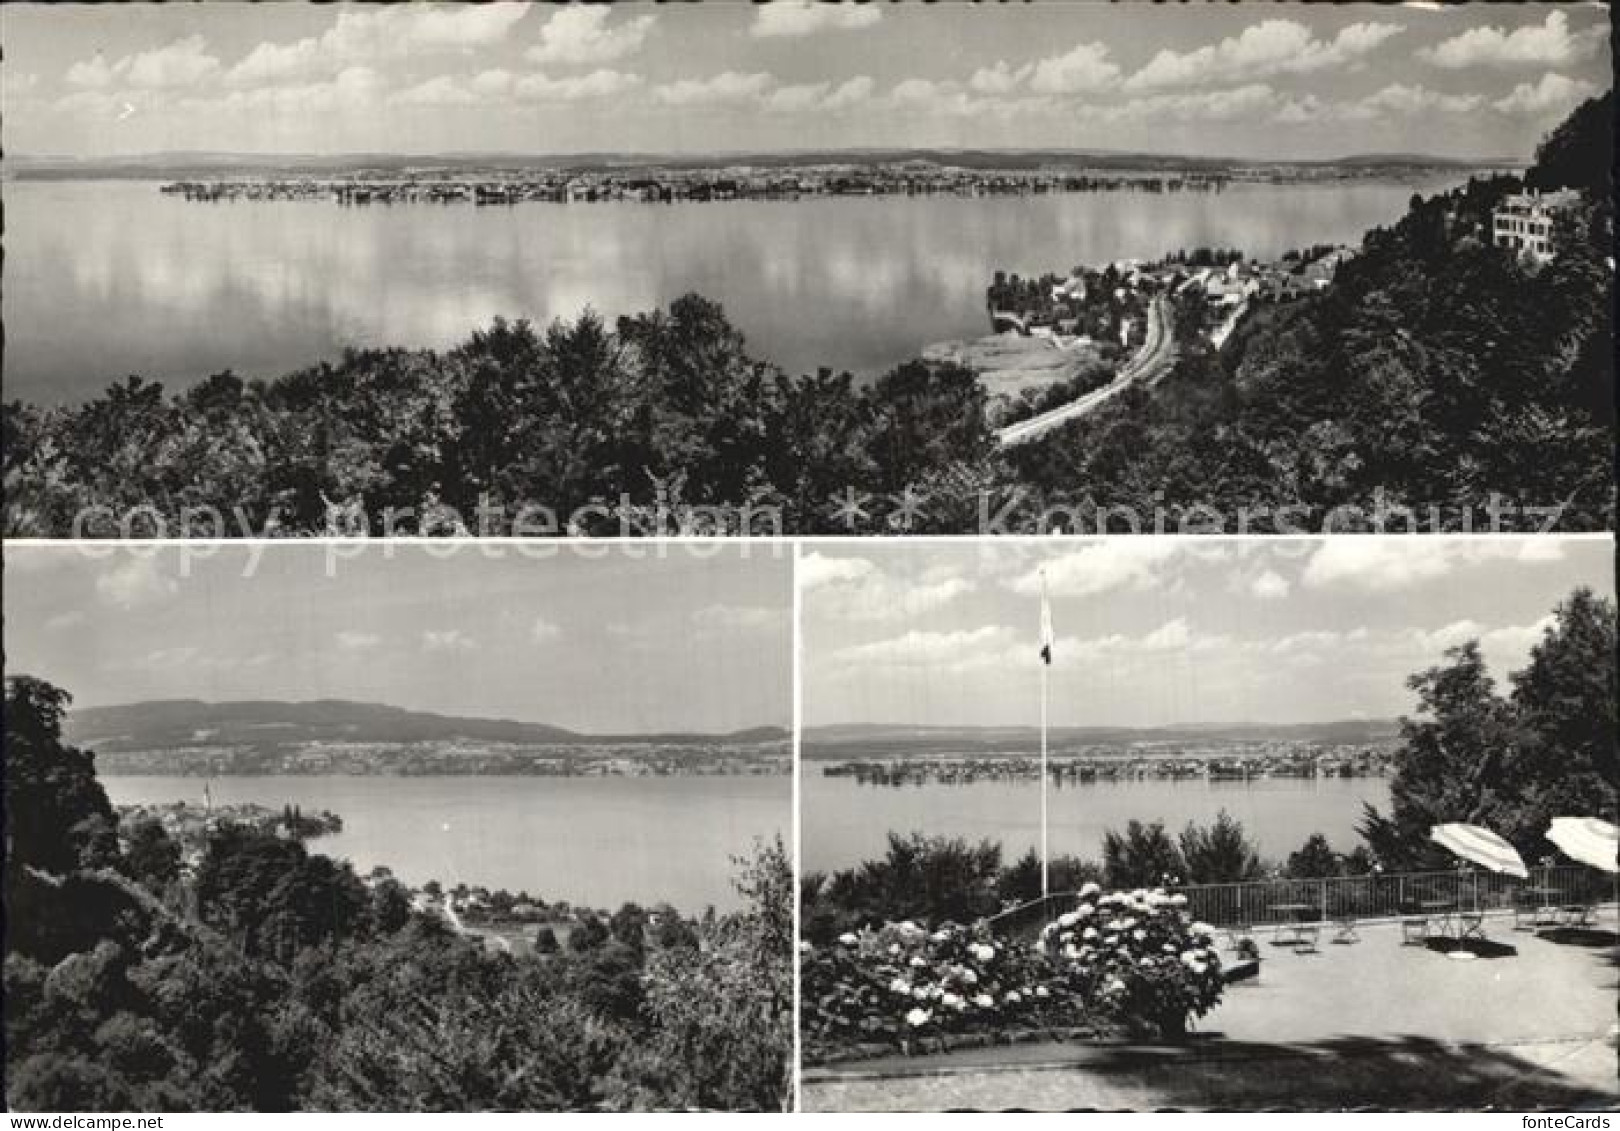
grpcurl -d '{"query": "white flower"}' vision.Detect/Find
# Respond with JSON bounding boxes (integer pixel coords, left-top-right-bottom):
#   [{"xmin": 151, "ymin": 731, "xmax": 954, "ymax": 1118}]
[
  {"xmin": 941, "ymin": 992, "xmax": 963, "ymax": 1010},
  {"xmin": 974, "ymin": 993, "xmax": 994, "ymax": 1009},
  {"xmin": 1005, "ymin": 991, "xmax": 1023, "ymax": 1004},
  {"xmin": 933, "ymin": 929, "xmax": 952, "ymax": 942},
  {"xmin": 1133, "ymin": 929, "xmax": 1146, "ymax": 942},
  {"xmin": 890, "ymin": 978, "xmax": 913, "ymax": 995},
  {"xmin": 969, "ymin": 942, "xmax": 996, "ymax": 963},
  {"xmin": 888, "ymin": 944, "xmax": 901, "ymax": 955},
  {"xmin": 961, "ymin": 968, "xmax": 979, "ymax": 985},
  {"xmin": 912, "ymin": 987, "xmax": 929, "ymax": 1000},
  {"xmin": 1077, "ymin": 903, "xmax": 1095, "ymax": 918},
  {"xmin": 1191, "ymin": 922, "xmax": 1215, "ymax": 938},
  {"xmin": 1080, "ymin": 882, "xmax": 1101, "ymax": 899},
  {"xmin": 1170, "ymin": 893, "xmax": 1188, "ymax": 907},
  {"xmin": 909, "ymin": 956, "xmax": 926, "ymax": 968},
  {"xmin": 838, "ymin": 933, "xmax": 857, "ymax": 946},
  {"xmin": 906, "ymin": 1007, "xmax": 932, "ymax": 1028},
  {"xmin": 1035, "ymin": 986, "xmax": 1051, "ymax": 999},
  {"xmin": 1083, "ymin": 927, "xmax": 1099, "ymax": 940},
  {"xmin": 1057, "ymin": 911, "xmax": 1080, "ymax": 929},
  {"xmin": 1107, "ymin": 978, "xmax": 1128, "ymax": 995},
  {"xmin": 1122, "ymin": 917, "xmax": 1138, "ymax": 929}
]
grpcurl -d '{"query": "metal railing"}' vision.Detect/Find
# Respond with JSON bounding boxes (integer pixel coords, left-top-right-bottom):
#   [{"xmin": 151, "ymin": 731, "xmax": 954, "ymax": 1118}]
[{"xmin": 989, "ymin": 865, "xmax": 1614, "ymax": 937}]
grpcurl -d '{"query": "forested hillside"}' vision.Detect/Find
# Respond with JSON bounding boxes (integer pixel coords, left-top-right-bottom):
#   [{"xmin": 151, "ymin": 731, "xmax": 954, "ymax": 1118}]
[
  {"xmin": 1006, "ymin": 92, "xmax": 1614, "ymax": 532},
  {"xmin": 4, "ymin": 676, "xmax": 793, "ymax": 1111}
]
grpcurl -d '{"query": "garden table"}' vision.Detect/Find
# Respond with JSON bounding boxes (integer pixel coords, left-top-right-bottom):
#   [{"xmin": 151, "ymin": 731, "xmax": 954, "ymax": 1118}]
[{"xmin": 1269, "ymin": 902, "xmax": 1318, "ymax": 946}]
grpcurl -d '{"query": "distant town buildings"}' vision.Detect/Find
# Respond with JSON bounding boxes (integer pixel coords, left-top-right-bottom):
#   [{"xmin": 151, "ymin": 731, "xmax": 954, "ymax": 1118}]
[{"xmin": 1492, "ymin": 188, "xmax": 1579, "ymax": 260}]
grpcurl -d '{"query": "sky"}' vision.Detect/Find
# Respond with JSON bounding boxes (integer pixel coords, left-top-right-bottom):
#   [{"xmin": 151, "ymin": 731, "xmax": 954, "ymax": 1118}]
[
  {"xmin": 3, "ymin": 543, "xmax": 792, "ymax": 734},
  {"xmin": 802, "ymin": 537, "xmax": 1614, "ymax": 728},
  {"xmin": 0, "ymin": 2, "xmax": 1610, "ymax": 161}
]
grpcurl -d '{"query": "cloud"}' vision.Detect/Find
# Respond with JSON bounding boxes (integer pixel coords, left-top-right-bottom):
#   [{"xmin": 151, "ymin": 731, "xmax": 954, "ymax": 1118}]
[
  {"xmin": 66, "ymin": 55, "xmax": 118, "ymax": 89},
  {"xmin": 1301, "ymin": 539, "xmax": 1567, "ymax": 593},
  {"xmin": 226, "ymin": 3, "xmax": 528, "ymax": 86},
  {"xmin": 391, "ymin": 75, "xmax": 481, "ymax": 108},
  {"xmin": 95, "ymin": 556, "xmax": 179, "ymax": 609},
  {"xmin": 44, "ymin": 610, "xmax": 88, "ymax": 632},
  {"xmin": 336, "ymin": 630, "xmax": 381, "ymax": 650},
  {"xmin": 424, "ymin": 67, "xmax": 644, "ymax": 104},
  {"xmin": 1126, "ymin": 19, "xmax": 1403, "ymax": 92},
  {"xmin": 1139, "ymin": 618, "xmax": 1192, "ymax": 651},
  {"xmin": 527, "ymin": 7, "xmax": 655, "ymax": 67},
  {"xmin": 1493, "ymin": 72, "xmax": 1598, "ymax": 114},
  {"xmin": 1479, "ymin": 615, "xmax": 1556, "ymax": 671},
  {"xmin": 206, "ymin": 66, "xmax": 385, "ymax": 115},
  {"xmin": 421, "ymin": 628, "xmax": 476, "ymax": 652},
  {"xmin": 1007, "ymin": 541, "xmax": 1194, "ymax": 598},
  {"xmin": 1420, "ymin": 11, "xmax": 1601, "ymax": 70},
  {"xmin": 143, "ymin": 646, "xmax": 201, "ymax": 669},
  {"xmin": 654, "ymin": 71, "xmax": 774, "ymax": 108},
  {"xmin": 832, "ymin": 625, "xmax": 1017, "ymax": 669},
  {"xmin": 1028, "ymin": 41, "xmax": 1121, "ymax": 95},
  {"xmin": 1115, "ymin": 82, "xmax": 1288, "ymax": 123},
  {"xmin": 752, "ymin": 1, "xmax": 882, "ymax": 38},
  {"xmin": 1250, "ymin": 570, "xmax": 1291, "ymax": 600},
  {"xmin": 529, "ymin": 616, "xmax": 562, "ymax": 643},
  {"xmin": 67, "ymin": 35, "xmax": 222, "ymax": 91},
  {"xmin": 763, "ymin": 75, "xmax": 874, "ymax": 113},
  {"xmin": 970, "ymin": 61, "xmax": 1032, "ymax": 96},
  {"xmin": 1360, "ymin": 83, "xmax": 1484, "ymax": 115},
  {"xmin": 799, "ymin": 553, "xmax": 876, "ymax": 590},
  {"xmin": 690, "ymin": 604, "xmax": 782, "ymax": 632},
  {"xmin": 804, "ymin": 556, "xmax": 975, "ymax": 622}
]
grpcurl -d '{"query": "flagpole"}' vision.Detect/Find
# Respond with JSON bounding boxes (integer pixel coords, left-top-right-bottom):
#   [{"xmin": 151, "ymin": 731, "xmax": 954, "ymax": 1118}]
[
  {"xmin": 1040, "ymin": 570, "xmax": 1050, "ymax": 900},
  {"xmin": 1041, "ymin": 639, "xmax": 1049, "ymax": 899}
]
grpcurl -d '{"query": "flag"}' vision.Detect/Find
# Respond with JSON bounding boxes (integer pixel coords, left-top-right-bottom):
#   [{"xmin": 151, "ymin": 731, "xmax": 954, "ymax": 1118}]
[{"xmin": 1039, "ymin": 576, "xmax": 1053, "ymax": 666}]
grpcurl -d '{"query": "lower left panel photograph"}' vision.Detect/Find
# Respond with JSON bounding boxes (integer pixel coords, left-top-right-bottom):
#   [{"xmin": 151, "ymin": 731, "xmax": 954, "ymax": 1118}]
[{"xmin": 3, "ymin": 542, "xmax": 794, "ymax": 1113}]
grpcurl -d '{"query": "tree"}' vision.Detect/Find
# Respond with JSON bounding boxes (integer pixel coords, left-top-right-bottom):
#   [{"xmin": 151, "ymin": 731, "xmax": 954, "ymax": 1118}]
[
  {"xmin": 1286, "ymin": 833, "xmax": 1342, "ymax": 879},
  {"xmin": 608, "ymin": 903, "xmax": 647, "ymax": 956},
  {"xmin": 533, "ymin": 925, "xmax": 560, "ymax": 955},
  {"xmin": 1178, "ymin": 811, "xmax": 1263, "ymax": 884},
  {"xmin": 568, "ymin": 913, "xmax": 608, "ymax": 954},
  {"xmin": 4, "ymin": 676, "xmax": 121, "ymax": 877},
  {"xmin": 608, "ymin": 839, "xmax": 793, "ymax": 1112},
  {"xmin": 123, "ymin": 819, "xmax": 182, "ymax": 892},
  {"xmin": 1527, "ymin": 92, "xmax": 1613, "ymax": 196},
  {"xmin": 1361, "ymin": 588, "xmax": 1619, "ymax": 867},
  {"xmin": 369, "ymin": 877, "xmax": 413, "ymax": 934},
  {"xmin": 1103, "ymin": 820, "xmax": 1185, "ymax": 888}
]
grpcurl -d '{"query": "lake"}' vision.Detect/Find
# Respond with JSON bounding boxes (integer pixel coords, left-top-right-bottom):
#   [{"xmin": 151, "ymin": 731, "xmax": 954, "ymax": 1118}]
[
  {"xmin": 802, "ymin": 772, "xmax": 1390, "ymax": 875},
  {"xmin": 3, "ymin": 178, "xmax": 1457, "ymax": 405},
  {"xmin": 102, "ymin": 774, "xmax": 789, "ymax": 913}
]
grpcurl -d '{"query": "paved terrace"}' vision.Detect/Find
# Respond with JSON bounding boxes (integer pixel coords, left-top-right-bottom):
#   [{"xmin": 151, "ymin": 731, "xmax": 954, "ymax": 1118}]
[{"xmin": 803, "ymin": 908, "xmax": 1619, "ymax": 1111}]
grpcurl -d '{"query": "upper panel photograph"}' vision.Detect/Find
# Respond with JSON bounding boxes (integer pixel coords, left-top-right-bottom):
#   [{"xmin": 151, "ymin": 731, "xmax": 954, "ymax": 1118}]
[{"xmin": 1, "ymin": 1, "xmax": 1612, "ymax": 537}]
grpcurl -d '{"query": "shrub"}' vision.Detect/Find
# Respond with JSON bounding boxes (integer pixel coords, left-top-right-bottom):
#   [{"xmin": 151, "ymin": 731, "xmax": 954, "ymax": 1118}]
[{"xmin": 1040, "ymin": 883, "xmax": 1223, "ymax": 1041}]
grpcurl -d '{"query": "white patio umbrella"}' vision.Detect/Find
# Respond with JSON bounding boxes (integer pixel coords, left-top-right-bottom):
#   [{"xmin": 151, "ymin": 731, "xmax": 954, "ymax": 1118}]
[
  {"xmin": 1429, "ymin": 823, "xmax": 1530, "ymax": 878},
  {"xmin": 1547, "ymin": 817, "xmax": 1619, "ymax": 874}
]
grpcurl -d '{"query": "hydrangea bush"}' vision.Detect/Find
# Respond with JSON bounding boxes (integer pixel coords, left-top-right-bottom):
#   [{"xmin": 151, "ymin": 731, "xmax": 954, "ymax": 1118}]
[
  {"xmin": 1039, "ymin": 883, "xmax": 1224, "ymax": 1040},
  {"xmin": 801, "ymin": 920, "xmax": 1072, "ymax": 1052},
  {"xmin": 801, "ymin": 885, "xmax": 1224, "ymax": 1058}
]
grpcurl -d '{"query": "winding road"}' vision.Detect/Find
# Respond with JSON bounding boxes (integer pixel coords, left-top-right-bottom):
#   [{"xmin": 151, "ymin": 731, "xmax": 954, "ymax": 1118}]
[{"xmin": 995, "ymin": 295, "xmax": 1177, "ymax": 448}]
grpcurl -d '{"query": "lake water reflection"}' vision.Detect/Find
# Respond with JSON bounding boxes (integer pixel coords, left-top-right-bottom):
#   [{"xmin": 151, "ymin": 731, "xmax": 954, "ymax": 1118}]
[
  {"xmin": 3, "ymin": 178, "xmax": 1455, "ymax": 404},
  {"xmin": 103, "ymin": 773, "xmax": 789, "ymax": 913}
]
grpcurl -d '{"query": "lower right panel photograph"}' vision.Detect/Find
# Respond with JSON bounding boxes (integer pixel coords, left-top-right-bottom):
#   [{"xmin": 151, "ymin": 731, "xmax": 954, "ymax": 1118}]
[{"xmin": 797, "ymin": 536, "xmax": 1618, "ymax": 1112}]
